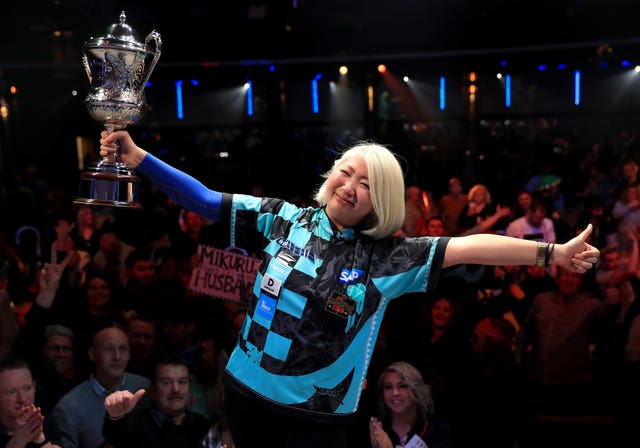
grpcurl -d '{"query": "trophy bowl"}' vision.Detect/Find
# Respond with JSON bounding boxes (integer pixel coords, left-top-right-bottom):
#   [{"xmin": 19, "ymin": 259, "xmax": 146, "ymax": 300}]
[{"xmin": 74, "ymin": 11, "xmax": 161, "ymax": 209}]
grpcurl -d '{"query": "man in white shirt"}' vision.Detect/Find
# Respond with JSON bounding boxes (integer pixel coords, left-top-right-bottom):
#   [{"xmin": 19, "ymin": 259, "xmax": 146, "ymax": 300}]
[{"xmin": 505, "ymin": 198, "xmax": 556, "ymax": 243}]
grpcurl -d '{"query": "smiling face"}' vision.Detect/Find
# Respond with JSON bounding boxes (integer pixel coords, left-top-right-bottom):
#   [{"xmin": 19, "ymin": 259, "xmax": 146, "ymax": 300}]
[
  {"xmin": 0, "ymin": 367, "xmax": 35, "ymax": 427},
  {"xmin": 43, "ymin": 334, "xmax": 74, "ymax": 375},
  {"xmin": 431, "ymin": 297, "xmax": 453, "ymax": 329},
  {"xmin": 323, "ymin": 155, "xmax": 374, "ymax": 230},
  {"xmin": 85, "ymin": 276, "xmax": 111, "ymax": 310},
  {"xmin": 382, "ymin": 370, "xmax": 416, "ymax": 417}
]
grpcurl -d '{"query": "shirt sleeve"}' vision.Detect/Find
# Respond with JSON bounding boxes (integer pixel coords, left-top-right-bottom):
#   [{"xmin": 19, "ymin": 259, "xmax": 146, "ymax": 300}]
[
  {"xmin": 138, "ymin": 152, "xmax": 223, "ymax": 221},
  {"xmin": 48, "ymin": 403, "xmax": 79, "ymax": 448}
]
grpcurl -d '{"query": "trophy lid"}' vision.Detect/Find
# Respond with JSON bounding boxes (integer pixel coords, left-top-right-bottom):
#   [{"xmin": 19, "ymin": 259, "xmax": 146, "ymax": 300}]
[{"xmin": 84, "ymin": 11, "xmax": 147, "ymax": 52}]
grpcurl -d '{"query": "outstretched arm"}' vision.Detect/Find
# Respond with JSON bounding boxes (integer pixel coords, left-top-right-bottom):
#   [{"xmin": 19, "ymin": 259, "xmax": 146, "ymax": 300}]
[
  {"xmin": 443, "ymin": 223, "xmax": 599, "ymax": 273},
  {"xmin": 100, "ymin": 130, "xmax": 223, "ymax": 220}
]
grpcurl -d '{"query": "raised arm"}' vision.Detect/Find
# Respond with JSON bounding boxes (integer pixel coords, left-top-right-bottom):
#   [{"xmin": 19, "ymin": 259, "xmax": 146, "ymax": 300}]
[
  {"xmin": 100, "ymin": 130, "xmax": 223, "ymax": 220},
  {"xmin": 443, "ymin": 223, "xmax": 599, "ymax": 273}
]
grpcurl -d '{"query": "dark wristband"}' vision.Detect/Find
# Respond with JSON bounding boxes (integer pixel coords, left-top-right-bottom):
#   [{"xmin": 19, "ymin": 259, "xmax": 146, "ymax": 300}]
[{"xmin": 545, "ymin": 243, "xmax": 555, "ymax": 267}]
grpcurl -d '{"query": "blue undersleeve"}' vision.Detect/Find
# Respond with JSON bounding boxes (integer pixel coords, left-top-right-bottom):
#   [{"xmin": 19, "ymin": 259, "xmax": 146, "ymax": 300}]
[{"xmin": 138, "ymin": 153, "xmax": 223, "ymax": 221}]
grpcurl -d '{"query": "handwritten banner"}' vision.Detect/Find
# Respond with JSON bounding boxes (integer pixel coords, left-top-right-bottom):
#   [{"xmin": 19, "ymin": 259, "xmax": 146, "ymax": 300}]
[{"xmin": 189, "ymin": 245, "xmax": 260, "ymax": 303}]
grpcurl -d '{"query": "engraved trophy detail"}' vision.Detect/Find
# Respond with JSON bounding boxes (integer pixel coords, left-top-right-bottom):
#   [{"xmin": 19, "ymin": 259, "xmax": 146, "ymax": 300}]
[{"xmin": 74, "ymin": 11, "xmax": 161, "ymax": 208}]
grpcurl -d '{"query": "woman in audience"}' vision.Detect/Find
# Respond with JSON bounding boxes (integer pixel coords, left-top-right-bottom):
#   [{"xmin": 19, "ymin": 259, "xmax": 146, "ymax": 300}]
[{"xmin": 369, "ymin": 361, "xmax": 449, "ymax": 448}]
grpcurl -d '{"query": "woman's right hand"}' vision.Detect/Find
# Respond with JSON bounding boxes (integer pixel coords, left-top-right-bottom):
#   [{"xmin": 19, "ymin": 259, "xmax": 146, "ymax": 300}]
[{"xmin": 99, "ymin": 130, "xmax": 147, "ymax": 168}]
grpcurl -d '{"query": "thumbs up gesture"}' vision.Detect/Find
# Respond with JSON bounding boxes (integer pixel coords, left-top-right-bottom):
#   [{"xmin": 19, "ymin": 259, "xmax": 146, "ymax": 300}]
[
  {"xmin": 104, "ymin": 389, "xmax": 146, "ymax": 419},
  {"xmin": 554, "ymin": 223, "xmax": 600, "ymax": 273}
]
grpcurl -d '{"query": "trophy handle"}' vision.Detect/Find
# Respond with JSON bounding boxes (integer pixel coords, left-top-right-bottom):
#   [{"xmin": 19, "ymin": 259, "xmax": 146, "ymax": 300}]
[
  {"xmin": 143, "ymin": 31, "xmax": 162, "ymax": 88},
  {"xmin": 82, "ymin": 54, "xmax": 92, "ymax": 84}
]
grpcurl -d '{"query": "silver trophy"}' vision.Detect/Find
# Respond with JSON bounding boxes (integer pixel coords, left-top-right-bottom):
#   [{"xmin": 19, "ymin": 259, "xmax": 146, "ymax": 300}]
[{"xmin": 74, "ymin": 11, "xmax": 161, "ymax": 209}]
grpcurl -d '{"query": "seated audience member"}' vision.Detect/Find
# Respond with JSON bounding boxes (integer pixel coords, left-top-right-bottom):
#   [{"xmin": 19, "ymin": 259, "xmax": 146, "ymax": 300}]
[
  {"xmin": 512, "ymin": 190, "xmax": 533, "ymax": 218},
  {"xmin": 471, "ymin": 313, "xmax": 518, "ymax": 448},
  {"xmin": 0, "ymin": 359, "xmax": 59, "ymax": 448},
  {"xmin": 48, "ymin": 326, "xmax": 150, "ymax": 448},
  {"xmin": 611, "ymin": 184, "xmax": 640, "ymax": 234},
  {"xmin": 500, "ymin": 264, "xmax": 556, "ymax": 326},
  {"xmin": 424, "ymin": 215, "xmax": 447, "ymax": 237},
  {"xmin": 35, "ymin": 325, "xmax": 79, "ymax": 416},
  {"xmin": 188, "ymin": 334, "xmax": 226, "ymax": 424},
  {"xmin": 514, "ymin": 267, "xmax": 621, "ymax": 416},
  {"xmin": 411, "ymin": 296, "xmax": 474, "ymax": 446},
  {"xmin": 398, "ymin": 185, "xmax": 432, "ymax": 237},
  {"xmin": 369, "ymin": 361, "xmax": 449, "ymax": 448},
  {"xmin": 505, "ymin": 197, "xmax": 556, "ymax": 243},
  {"xmin": 125, "ymin": 316, "xmax": 161, "ymax": 379},
  {"xmin": 12, "ymin": 247, "xmax": 118, "ymax": 380},
  {"xmin": 117, "ymin": 247, "xmax": 185, "ymax": 323},
  {"xmin": 102, "ymin": 355, "xmax": 217, "ymax": 448},
  {"xmin": 10, "ymin": 253, "xmax": 80, "ymax": 415},
  {"xmin": 65, "ymin": 274, "xmax": 123, "ymax": 377},
  {"xmin": 595, "ymin": 231, "xmax": 639, "ymax": 298},
  {"xmin": 156, "ymin": 306, "xmax": 199, "ymax": 366},
  {"xmin": 576, "ymin": 195, "xmax": 615, "ymax": 251},
  {"xmin": 67, "ymin": 206, "xmax": 100, "ymax": 258},
  {"xmin": 456, "ymin": 184, "xmax": 511, "ymax": 236},
  {"xmin": 437, "ymin": 177, "xmax": 468, "ymax": 236},
  {"xmin": 90, "ymin": 224, "xmax": 136, "ymax": 291}
]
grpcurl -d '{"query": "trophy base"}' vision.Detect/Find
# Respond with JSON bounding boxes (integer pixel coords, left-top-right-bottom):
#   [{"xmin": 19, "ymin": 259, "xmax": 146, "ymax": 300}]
[{"xmin": 74, "ymin": 161, "xmax": 142, "ymax": 209}]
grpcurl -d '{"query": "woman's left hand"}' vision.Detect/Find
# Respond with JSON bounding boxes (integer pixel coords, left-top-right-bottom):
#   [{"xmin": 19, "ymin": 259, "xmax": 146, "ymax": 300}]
[{"xmin": 553, "ymin": 223, "xmax": 600, "ymax": 273}]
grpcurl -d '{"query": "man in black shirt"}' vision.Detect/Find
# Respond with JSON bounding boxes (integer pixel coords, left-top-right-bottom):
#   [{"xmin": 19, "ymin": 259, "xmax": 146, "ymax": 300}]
[{"xmin": 102, "ymin": 355, "xmax": 211, "ymax": 448}]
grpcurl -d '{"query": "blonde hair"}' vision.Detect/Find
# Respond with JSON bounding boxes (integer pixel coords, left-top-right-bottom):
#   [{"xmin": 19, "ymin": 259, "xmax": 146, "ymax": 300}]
[
  {"xmin": 376, "ymin": 361, "xmax": 435, "ymax": 419},
  {"xmin": 314, "ymin": 142, "xmax": 405, "ymax": 239},
  {"xmin": 467, "ymin": 183, "xmax": 492, "ymax": 204}
]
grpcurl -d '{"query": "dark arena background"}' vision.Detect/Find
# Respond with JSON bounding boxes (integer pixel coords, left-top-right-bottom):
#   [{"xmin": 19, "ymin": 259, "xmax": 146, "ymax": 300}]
[{"xmin": 1, "ymin": 0, "xmax": 640, "ymax": 212}]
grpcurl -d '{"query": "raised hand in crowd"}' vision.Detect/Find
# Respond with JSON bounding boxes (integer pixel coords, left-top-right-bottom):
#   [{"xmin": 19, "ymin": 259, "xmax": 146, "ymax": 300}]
[
  {"xmin": 34, "ymin": 245, "xmax": 72, "ymax": 310},
  {"xmin": 52, "ymin": 218, "xmax": 74, "ymax": 253},
  {"xmin": 103, "ymin": 389, "xmax": 146, "ymax": 420}
]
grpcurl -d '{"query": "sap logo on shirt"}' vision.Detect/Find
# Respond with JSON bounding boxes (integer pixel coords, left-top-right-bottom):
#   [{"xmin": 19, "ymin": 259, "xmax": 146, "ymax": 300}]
[{"xmin": 339, "ymin": 268, "xmax": 364, "ymax": 284}]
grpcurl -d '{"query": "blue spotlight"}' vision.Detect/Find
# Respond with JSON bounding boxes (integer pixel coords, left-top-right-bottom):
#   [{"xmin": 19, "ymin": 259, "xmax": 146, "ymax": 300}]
[
  {"xmin": 311, "ymin": 74, "xmax": 322, "ymax": 114},
  {"xmin": 174, "ymin": 80, "xmax": 184, "ymax": 120},
  {"xmin": 439, "ymin": 76, "xmax": 446, "ymax": 111},
  {"xmin": 505, "ymin": 74, "xmax": 511, "ymax": 108},
  {"xmin": 574, "ymin": 70, "xmax": 581, "ymax": 106},
  {"xmin": 245, "ymin": 81, "xmax": 254, "ymax": 116}
]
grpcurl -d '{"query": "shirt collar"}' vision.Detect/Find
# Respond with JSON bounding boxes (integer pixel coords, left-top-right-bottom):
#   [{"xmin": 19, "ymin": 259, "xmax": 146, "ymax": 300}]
[
  {"xmin": 89, "ymin": 373, "xmax": 128, "ymax": 397},
  {"xmin": 317, "ymin": 208, "xmax": 356, "ymax": 241}
]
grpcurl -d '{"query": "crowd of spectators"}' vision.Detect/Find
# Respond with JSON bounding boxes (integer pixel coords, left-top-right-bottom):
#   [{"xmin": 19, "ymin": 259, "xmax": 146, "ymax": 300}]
[{"xmin": 1, "ymin": 132, "xmax": 639, "ymax": 447}]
